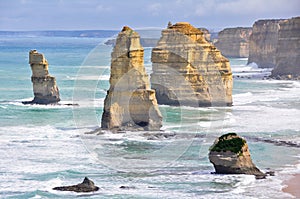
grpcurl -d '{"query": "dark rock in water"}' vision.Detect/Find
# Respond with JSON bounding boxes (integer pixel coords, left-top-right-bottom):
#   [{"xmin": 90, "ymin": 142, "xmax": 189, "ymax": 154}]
[
  {"xmin": 53, "ymin": 177, "xmax": 99, "ymax": 193},
  {"xmin": 119, "ymin": 185, "xmax": 136, "ymax": 189},
  {"xmin": 209, "ymin": 133, "xmax": 266, "ymax": 179}
]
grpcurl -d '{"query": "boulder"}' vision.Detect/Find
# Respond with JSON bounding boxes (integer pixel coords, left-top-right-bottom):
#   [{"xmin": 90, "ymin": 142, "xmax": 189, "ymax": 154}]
[
  {"xmin": 53, "ymin": 177, "xmax": 99, "ymax": 193},
  {"xmin": 214, "ymin": 27, "xmax": 252, "ymax": 58},
  {"xmin": 151, "ymin": 22, "xmax": 233, "ymax": 107},
  {"xmin": 271, "ymin": 17, "xmax": 300, "ymax": 78},
  {"xmin": 23, "ymin": 50, "xmax": 60, "ymax": 104},
  {"xmin": 101, "ymin": 26, "xmax": 162, "ymax": 131},
  {"xmin": 209, "ymin": 133, "xmax": 266, "ymax": 178},
  {"xmin": 248, "ymin": 19, "xmax": 284, "ymax": 68}
]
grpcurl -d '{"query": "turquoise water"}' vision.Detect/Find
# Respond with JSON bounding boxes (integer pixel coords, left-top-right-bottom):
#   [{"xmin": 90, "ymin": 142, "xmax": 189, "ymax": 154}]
[{"xmin": 1, "ymin": 35, "xmax": 300, "ymax": 198}]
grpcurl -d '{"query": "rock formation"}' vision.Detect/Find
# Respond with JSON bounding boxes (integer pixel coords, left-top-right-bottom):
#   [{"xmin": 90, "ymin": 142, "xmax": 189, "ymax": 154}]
[
  {"xmin": 209, "ymin": 133, "xmax": 266, "ymax": 178},
  {"xmin": 105, "ymin": 38, "xmax": 159, "ymax": 47},
  {"xmin": 198, "ymin": 28, "xmax": 211, "ymax": 42},
  {"xmin": 53, "ymin": 177, "xmax": 99, "ymax": 192},
  {"xmin": 214, "ymin": 27, "xmax": 252, "ymax": 58},
  {"xmin": 151, "ymin": 22, "xmax": 233, "ymax": 107},
  {"xmin": 101, "ymin": 26, "xmax": 162, "ymax": 131},
  {"xmin": 248, "ymin": 19, "xmax": 283, "ymax": 68},
  {"xmin": 271, "ymin": 17, "xmax": 300, "ymax": 79},
  {"xmin": 23, "ymin": 50, "xmax": 60, "ymax": 104}
]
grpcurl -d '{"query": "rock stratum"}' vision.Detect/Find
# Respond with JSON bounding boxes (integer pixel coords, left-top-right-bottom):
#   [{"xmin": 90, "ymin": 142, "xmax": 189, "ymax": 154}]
[
  {"xmin": 214, "ymin": 27, "xmax": 252, "ymax": 58},
  {"xmin": 248, "ymin": 19, "xmax": 283, "ymax": 68},
  {"xmin": 53, "ymin": 177, "xmax": 99, "ymax": 193},
  {"xmin": 209, "ymin": 133, "xmax": 265, "ymax": 178},
  {"xmin": 23, "ymin": 50, "xmax": 60, "ymax": 104},
  {"xmin": 271, "ymin": 17, "xmax": 300, "ymax": 79},
  {"xmin": 101, "ymin": 26, "xmax": 162, "ymax": 131},
  {"xmin": 151, "ymin": 22, "xmax": 233, "ymax": 107}
]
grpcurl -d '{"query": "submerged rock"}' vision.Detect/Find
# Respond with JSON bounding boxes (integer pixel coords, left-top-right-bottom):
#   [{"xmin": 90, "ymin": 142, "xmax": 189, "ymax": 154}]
[
  {"xmin": 23, "ymin": 50, "xmax": 60, "ymax": 104},
  {"xmin": 53, "ymin": 177, "xmax": 99, "ymax": 192},
  {"xmin": 209, "ymin": 133, "xmax": 266, "ymax": 178},
  {"xmin": 271, "ymin": 17, "xmax": 300, "ymax": 79},
  {"xmin": 151, "ymin": 22, "xmax": 233, "ymax": 107},
  {"xmin": 248, "ymin": 19, "xmax": 283, "ymax": 68},
  {"xmin": 214, "ymin": 27, "xmax": 252, "ymax": 58},
  {"xmin": 101, "ymin": 26, "xmax": 162, "ymax": 131}
]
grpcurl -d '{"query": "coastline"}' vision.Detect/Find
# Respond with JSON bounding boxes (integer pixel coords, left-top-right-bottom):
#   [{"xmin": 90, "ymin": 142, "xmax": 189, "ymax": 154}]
[{"xmin": 282, "ymin": 174, "xmax": 300, "ymax": 198}]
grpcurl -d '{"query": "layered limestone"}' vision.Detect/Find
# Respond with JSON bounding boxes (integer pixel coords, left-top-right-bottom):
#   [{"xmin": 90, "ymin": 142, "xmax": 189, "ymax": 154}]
[
  {"xmin": 214, "ymin": 27, "xmax": 252, "ymax": 58},
  {"xmin": 248, "ymin": 19, "xmax": 283, "ymax": 68},
  {"xmin": 209, "ymin": 133, "xmax": 265, "ymax": 178},
  {"xmin": 151, "ymin": 22, "xmax": 233, "ymax": 107},
  {"xmin": 101, "ymin": 26, "xmax": 162, "ymax": 131},
  {"xmin": 198, "ymin": 28, "xmax": 211, "ymax": 42},
  {"xmin": 23, "ymin": 50, "xmax": 60, "ymax": 104},
  {"xmin": 272, "ymin": 17, "xmax": 300, "ymax": 78}
]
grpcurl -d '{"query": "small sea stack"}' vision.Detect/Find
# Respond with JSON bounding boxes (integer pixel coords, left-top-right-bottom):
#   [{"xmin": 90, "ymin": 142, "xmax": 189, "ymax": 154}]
[
  {"xmin": 53, "ymin": 177, "xmax": 99, "ymax": 193},
  {"xmin": 101, "ymin": 26, "xmax": 162, "ymax": 131},
  {"xmin": 23, "ymin": 50, "xmax": 60, "ymax": 105},
  {"xmin": 209, "ymin": 133, "xmax": 266, "ymax": 179},
  {"xmin": 151, "ymin": 22, "xmax": 233, "ymax": 107}
]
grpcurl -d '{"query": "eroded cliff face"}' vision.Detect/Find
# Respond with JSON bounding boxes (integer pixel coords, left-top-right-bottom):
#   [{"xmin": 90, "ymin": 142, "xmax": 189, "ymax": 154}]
[
  {"xmin": 248, "ymin": 19, "xmax": 283, "ymax": 68},
  {"xmin": 209, "ymin": 133, "xmax": 265, "ymax": 178},
  {"xmin": 214, "ymin": 27, "xmax": 252, "ymax": 58},
  {"xmin": 101, "ymin": 26, "xmax": 162, "ymax": 131},
  {"xmin": 151, "ymin": 22, "xmax": 233, "ymax": 107},
  {"xmin": 271, "ymin": 17, "xmax": 300, "ymax": 78},
  {"xmin": 24, "ymin": 50, "xmax": 60, "ymax": 104}
]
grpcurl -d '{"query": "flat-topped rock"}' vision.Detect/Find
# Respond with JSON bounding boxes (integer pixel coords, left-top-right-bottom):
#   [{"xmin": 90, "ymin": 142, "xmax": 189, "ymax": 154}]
[
  {"xmin": 151, "ymin": 22, "xmax": 233, "ymax": 107},
  {"xmin": 209, "ymin": 133, "xmax": 266, "ymax": 178},
  {"xmin": 101, "ymin": 26, "xmax": 162, "ymax": 131},
  {"xmin": 23, "ymin": 50, "xmax": 60, "ymax": 104}
]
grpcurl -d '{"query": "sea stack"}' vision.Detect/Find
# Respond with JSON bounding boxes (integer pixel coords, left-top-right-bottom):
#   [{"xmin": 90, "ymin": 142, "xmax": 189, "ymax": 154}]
[
  {"xmin": 151, "ymin": 22, "xmax": 233, "ymax": 107},
  {"xmin": 209, "ymin": 133, "xmax": 265, "ymax": 178},
  {"xmin": 101, "ymin": 26, "xmax": 162, "ymax": 131},
  {"xmin": 23, "ymin": 50, "xmax": 60, "ymax": 104},
  {"xmin": 248, "ymin": 19, "xmax": 283, "ymax": 68},
  {"xmin": 271, "ymin": 17, "xmax": 300, "ymax": 79},
  {"xmin": 214, "ymin": 27, "xmax": 252, "ymax": 58}
]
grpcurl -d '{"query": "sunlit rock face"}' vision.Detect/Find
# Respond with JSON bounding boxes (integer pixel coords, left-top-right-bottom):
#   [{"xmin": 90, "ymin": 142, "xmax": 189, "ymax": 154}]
[
  {"xmin": 101, "ymin": 26, "xmax": 162, "ymax": 131},
  {"xmin": 24, "ymin": 50, "xmax": 60, "ymax": 104},
  {"xmin": 151, "ymin": 22, "xmax": 233, "ymax": 107}
]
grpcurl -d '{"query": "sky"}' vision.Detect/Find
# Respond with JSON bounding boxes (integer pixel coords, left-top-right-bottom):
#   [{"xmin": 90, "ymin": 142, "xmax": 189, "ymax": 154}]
[{"xmin": 0, "ymin": 0, "xmax": 299, "ymax": 31}]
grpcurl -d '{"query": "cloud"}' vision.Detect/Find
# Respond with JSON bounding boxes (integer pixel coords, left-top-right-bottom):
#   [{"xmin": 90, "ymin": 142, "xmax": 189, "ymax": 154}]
[{"xmin": 147, "ymin": 3, "xmax": 162, "ymax": 16}]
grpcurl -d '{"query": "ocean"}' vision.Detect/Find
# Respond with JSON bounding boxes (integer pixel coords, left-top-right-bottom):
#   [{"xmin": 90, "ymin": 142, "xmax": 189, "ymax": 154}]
[{"xmin": 0, "ymin": 33, "xmax": 299, "ymax": 199}]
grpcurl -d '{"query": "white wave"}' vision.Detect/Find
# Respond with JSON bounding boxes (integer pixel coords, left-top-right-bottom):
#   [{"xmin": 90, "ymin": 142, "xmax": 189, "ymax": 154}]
[{"xmin": 67, "ymin": 75, "xmax": 109, "ymax": 81}]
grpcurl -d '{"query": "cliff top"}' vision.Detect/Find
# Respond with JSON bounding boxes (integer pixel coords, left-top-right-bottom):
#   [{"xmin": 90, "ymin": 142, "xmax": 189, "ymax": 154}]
[
  {"xmin": 168, "ymin": 22, "xmax": 204, "ymax": 36},
  {"xmin": 210, "ymin": 133, "xmax": 246, "ymax": 154}
]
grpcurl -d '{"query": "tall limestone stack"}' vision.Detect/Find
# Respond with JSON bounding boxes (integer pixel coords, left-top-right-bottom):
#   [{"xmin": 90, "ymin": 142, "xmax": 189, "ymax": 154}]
[
  {"xmin": 272, "ymin": 17, "xmax": 300, "ymax": 79},
  {"xmin": 151, "ymin": 22, "xmax": 233, "ymax": 107},
  {"xmin": 214, "ymin": 27, "xmax": 252, "ymax": 58},
  {"xmin": 24, "ymin": 50, "xmax": 60, "ymax": 104},
  {"xmin": 101, "ymin": 26, "xmax": 162, "ymax": 131},
  {"xmin": 248, "ymin": 19, "xmax": 283, "ymax": 68}
]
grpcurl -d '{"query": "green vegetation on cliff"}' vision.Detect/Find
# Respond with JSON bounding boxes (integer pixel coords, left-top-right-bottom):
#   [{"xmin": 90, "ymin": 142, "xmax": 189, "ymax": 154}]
[{"xmin": 210, "ymin": 133, "xmax": 246, "ymax": 154}]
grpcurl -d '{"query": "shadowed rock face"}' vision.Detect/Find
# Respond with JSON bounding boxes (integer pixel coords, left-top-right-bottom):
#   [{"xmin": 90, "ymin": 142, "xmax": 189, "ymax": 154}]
[
  {"xmin": 101, "ymin": 26, "xmax": 162, "ymax": 131},
  {"xmin": 53, "ymin": 177, "xmax": 99, "ymax": 193},
  {"xmin": 209, "ymin": 133, "xmax": 265, "ymax": 178},
  {"xmin": 271, "ymin": 17, "xmax": 300, "ymax": 79},
  {"xmin": 214, "ymin": 27, "xmax": 252, "ymax": 58},
  {"xmin": 151, "ymin": 22, "xmax": 233, "ymax": 107},
  {"xmin": 248, "ymin": 19, "xmax": 283, "ymax": 68},
  {"xmin": 23, "ymin": 50, "xmax": 60, "ymax": 104}
]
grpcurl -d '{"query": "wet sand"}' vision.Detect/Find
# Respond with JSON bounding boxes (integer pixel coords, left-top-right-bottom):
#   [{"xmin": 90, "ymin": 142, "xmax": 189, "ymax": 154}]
[{"xmin": 282, "ymin": 174, "xmax": 300, "ymax": 198}]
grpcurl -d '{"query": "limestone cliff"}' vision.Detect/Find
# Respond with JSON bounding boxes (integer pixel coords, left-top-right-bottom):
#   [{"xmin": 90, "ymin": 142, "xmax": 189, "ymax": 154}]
[
  {"xmin": 271, "ymin": 17, "xmax": 300, "ymax": 78},
  {"xmin": 23, "ymin": 50, "xmax": 60, "ymax": 104},
  {"xmin": 151, "ymin": 22, "xmax": 233, "ymax": 107},
  {"xmin": 248, "ymin": 19, "xmax": 283, "ymax": 68},
  {"xmin": 101, "ymin": 26, "xmax": 162, "ymax": 131},
  {"xmin": 209, "ymin": 133, "xmax": 265, "ymax": 178},
  {"xmin": 214, "ymin": 27, "xmax": 252, "ymax": 58},
  {"xmin": 198, "ymin": 28, "xmax": 211, "ymax": 42}
]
